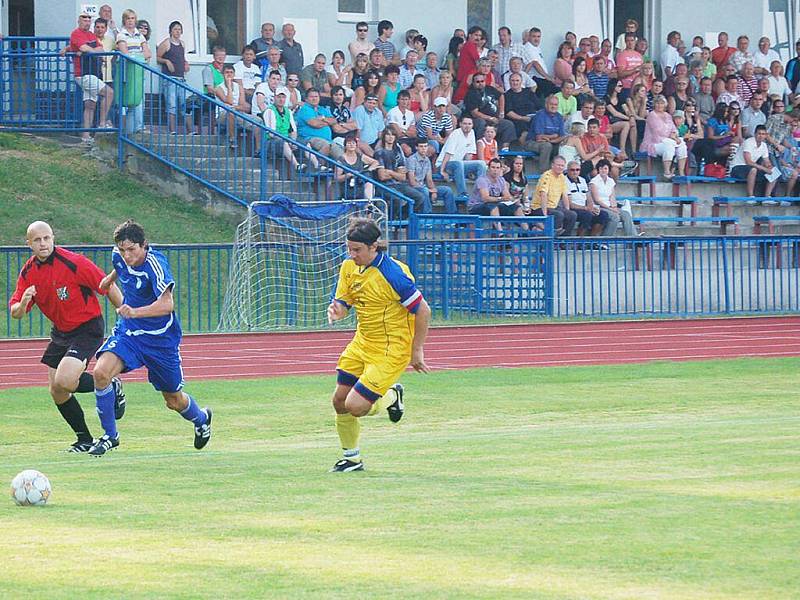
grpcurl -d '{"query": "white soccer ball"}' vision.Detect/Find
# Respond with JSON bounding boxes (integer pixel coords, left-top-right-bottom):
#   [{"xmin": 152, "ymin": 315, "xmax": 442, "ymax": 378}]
[{"xmin": 10, "ymin": 469, "xmax": 52, "ymax": 506}]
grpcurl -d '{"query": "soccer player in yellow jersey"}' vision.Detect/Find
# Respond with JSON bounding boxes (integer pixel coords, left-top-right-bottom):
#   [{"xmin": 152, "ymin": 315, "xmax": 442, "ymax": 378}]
[{"xmin": 327, "ymin": 218, "xmax": 431, "ymax": 472}]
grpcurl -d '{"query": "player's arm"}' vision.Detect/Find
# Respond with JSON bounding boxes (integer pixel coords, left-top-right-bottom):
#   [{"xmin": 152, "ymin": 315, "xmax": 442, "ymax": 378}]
[
  {"xmin": 99, "ymin": 269, "xmax": 118, "ymax": 291},
  {"xmin": 9, "ymin": 285, "xmax": 36, "ymax": 319},
  {"xmin": 106, "ymin": 283, "xmax": 123, "ymax": 309},
  {"xmin": 328, "ymin": 262, "xmax": 354, "ymax": 324},
  {"xmin": 410, "ymin": 297, "xmax": 431, "ymax": 373},
  {"xmin": 117, "ymin": 287, "xmax": 174, "ymax": 319},
  {"xmin": 327, "ymin": 299, "xmax": 350, "ymax": 324}
]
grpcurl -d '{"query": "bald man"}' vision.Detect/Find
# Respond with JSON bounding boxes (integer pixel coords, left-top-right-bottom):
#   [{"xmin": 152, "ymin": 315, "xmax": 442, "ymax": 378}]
[{"xmin": 9, "ymin": 221, "xmax": 126, "ymax": 452}]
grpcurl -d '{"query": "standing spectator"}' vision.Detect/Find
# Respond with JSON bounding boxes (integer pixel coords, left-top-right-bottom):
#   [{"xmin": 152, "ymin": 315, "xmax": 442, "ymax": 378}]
[
  {"xmin": 468, "ymin": 158, "xmax": 529, "ymax": 233},
  {"xmin": 661, "ymin": 31, "xmax": 683, "ymax": 79},
  {"xmin": 348, "ymin": 22, "xmax": 374, "ymax": 63},
  {"xmin": 590, "ymin": 159, "xmax": 634, "ymax": 236},
  {"xmin": 711, "ymin": 32, "xmax": 736, "ymax": 70},
  {"xmin": 445, "ymin": 36, "xmax": 464, "ymax": 84},
  {"xmin": 278, "ymin": 23, "xmax": 304, "ymax": 76},
  {"xmin": 406, "ymin": 139, "xmax": 456, "ymax": 213},
  {"xmin": 436, "ymin": 115, "xmax": 487, "ymax": 199},
  {"xmin": 417, "ymin": 97, "xmax": 454, "ymax": 154},
  {"xmin": 374, "ymin": 20, "xmax": 398, "ymax": 65},
  {"xmin": 93, "ymin": 17, "xmax": 114, "ymax": 94},
  {"xmin": 737, "ymin": 62, "xmax": 759, "ymax": 105},
  {"xmin": 233, "ymin": 45, "xmax": 260, "ymax": 108},
  {"xmin": 115, "ymin": 8, "xmax": 150, "ymax": 135},
  {"xmin": 785, "ymin": 40, "xmax": 800, "ymax": 93},
  {"xmin": 454, "ymin": 27, "xmax": 484, "ymax": 103},
  {"xmin": 565, "ymin": 160, "xmax": 608, "ymax": 236},
  {"xmin": 641, "ymin": 95, "xmax": 688, "ymax": 179},
  {"xmin": 295, "ymin": 89, "xmax": 340, "ymax": 163},
  {"xmin": 729, "ymin": 125, "xmax": 776, "ymax": 197},
  {"xmin": 493, "ymin": 26, "xmax": 523, "ymax": 80},
  {"xmin": 532, "ymin": 156, "xmax": 577, "ymax": 235},
  {"xmin": 97, "ymin": 4, "xmax": 119, "ymax": 38},
  {"xmin": 730, "ymin": 36, "xmax": 755, "ymax": 74},
  {"xmin": 526, "ymin": 95, "xmax": 567, "ymax": 172},
  {"xmin": 753, "ymin": 37, "xmax": 780, "ymax": 78},
  {"xmin": 157, "ymin": 21, "xmax": 192, "ymax": 135},
  {"xmin": 352, "ymin": 94, "xmax": 385, "ymax": 147},
  {"xmin": 464, "ymin": 73, "xmax": 516, "ymax": 149},
  {"xmin": 70, "ymin": 11, "xmax": 114, "ymax": 144},
  {"xmin": 301, "ymin": 53, "xmax": 332, "ymax": 103},
  {"xmin": 616, "ymin": 33, "xmax": 644, "ymax": 96},
  {"xmin": 250, "ymin": 22, "xmax": 276, "ymax": 58},
  {"xmin": 615, "ymin": 19, "xmax": 638, "ymax": 51},
  {"xmin": 522, "ymin": 27, "xmax": 554, "ymax": 96},
  {"xmin": 504, "ymin": 72, "xmax": 542, "ymax": 142}
]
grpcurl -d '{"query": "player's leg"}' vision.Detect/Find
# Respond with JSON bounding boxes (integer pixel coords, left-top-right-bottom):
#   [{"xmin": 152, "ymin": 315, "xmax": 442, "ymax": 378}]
[
  {"xmin": 89, "ymin": 350, "xmax": 127, "ymax": 456},
  {"xmin": 331, "ymin": 342, "xmax": 365, "ymax": 472},
  {"xmin": 161, "ymin": 390, "xmax": 212, "ymax": 449},
  {"xmin": 47, "ymin": 359, "xmax": 94, "ymax": 451}
]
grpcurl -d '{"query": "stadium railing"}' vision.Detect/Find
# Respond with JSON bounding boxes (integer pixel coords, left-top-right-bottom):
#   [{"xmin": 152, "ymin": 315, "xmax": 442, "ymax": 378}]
[
  {"xmin": 3, "ymin": 235, "xmax": 799, "ymax": 338},
  {"xmin": 0, "ymin": 37, "xmax": 415, "ymax": 225}
]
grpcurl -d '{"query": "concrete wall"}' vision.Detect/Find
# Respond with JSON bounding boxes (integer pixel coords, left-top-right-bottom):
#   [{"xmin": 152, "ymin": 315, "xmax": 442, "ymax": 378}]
[{"xmin": 505, "ymin": 0, "xmax": 576, "ymax": 68}]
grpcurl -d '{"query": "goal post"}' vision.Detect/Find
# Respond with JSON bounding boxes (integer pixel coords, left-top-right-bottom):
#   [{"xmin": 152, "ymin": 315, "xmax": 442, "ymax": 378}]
[{"xmin": 218, "ymin": 196, "xmax": 388, "ymax": 331}]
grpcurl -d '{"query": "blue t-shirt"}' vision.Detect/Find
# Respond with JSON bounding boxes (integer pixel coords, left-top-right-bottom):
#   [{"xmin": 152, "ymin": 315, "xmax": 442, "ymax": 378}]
[
  {"xmin": 112, "ymin": 246, "xmax": 182, "ymax": 345},
  {"xmin": 295, "ymin": 103, "xmax": 333, "ymax": 141}
]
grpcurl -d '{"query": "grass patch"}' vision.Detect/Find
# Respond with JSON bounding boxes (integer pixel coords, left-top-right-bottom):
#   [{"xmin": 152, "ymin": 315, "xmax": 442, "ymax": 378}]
[{"xmin": 1, "ymin": 357, "xmax": 798, "ymax": 599}]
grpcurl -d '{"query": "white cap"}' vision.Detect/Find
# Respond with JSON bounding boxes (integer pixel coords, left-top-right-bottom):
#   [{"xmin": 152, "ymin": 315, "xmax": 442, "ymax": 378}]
[
  {"xmin": 275, "ymin": 86, "xmax": 290, "ymax": 96},
  {"xmin": 433, "ymin": 96, "xmax": 448, "ymax": 107}
]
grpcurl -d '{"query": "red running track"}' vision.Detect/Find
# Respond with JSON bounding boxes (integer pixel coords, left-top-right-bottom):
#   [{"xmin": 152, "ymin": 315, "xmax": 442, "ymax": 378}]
[{"xmin": 1, "ymin": 316, "xmax": 799, "ymax": 389}]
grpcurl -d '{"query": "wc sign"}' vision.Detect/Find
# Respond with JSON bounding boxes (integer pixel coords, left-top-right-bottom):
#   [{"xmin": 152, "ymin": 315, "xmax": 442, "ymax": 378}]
[{"xmin": 80, "ymin": 4, "xmax": 99, "ymax": 17}]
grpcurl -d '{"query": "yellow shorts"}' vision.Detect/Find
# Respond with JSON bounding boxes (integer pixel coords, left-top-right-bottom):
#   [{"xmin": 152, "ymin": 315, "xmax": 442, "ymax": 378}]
[{"xmin": 336, "ymin": 337, "xmax": 410, "ymax": 399}]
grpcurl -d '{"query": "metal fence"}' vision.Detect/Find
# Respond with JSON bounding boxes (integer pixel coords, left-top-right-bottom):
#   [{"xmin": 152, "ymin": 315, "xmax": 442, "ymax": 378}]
[{"xmin": 3, "ymin": 237, "xmax": 799, "ymax": 338}]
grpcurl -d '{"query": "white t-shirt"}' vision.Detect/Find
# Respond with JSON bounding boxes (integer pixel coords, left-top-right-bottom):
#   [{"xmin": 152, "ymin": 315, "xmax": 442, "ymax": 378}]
[
  {"xmin": 753, "ymin": 49, "xmax": 781, "ymax": 73},
  {"xmin": 767, "ymin": 75, "xmax": 791, "ymax": 99},
  {"xmin": 435, "ymin": 128, "xmax": 477, "ymax": 166},
  {"xmin": 660, "ymin": 45, "xmax": 682, "ymax": 79},
  {"xmin": 386, "ymin": 106, "xmax": 416, "ymax": 134},
  {"xmin": 589, "ymin": 174, "xmax": 616, "ymax": 208},
  {"xmin": 569, "ymin": 112, "xmax": 591, "ymax": 129},
  {"xmin": 215, "ymin": 81, "xmax": 241, "ymax": 116},
  {"xmin": 567, "ymin": 175, "xmax": 589, "ymax": 207},
  {"xmin": 234, "ymin": 60, "xmax": 261, "ymax": 90},
  {"xmin": 731, "ymin": 136, "xmax": 769, "ymax": 168},
  {"xmin": 521, "ymin": 42, "xmax": 548, "ymax": 75},
  {"xmin": 252, "ymin": 82, "xmax": 275, "ymax": 115}
]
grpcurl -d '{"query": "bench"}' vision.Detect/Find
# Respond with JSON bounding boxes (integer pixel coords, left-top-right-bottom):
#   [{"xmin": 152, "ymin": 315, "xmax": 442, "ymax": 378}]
[
  {"xmin": 752, "ymin": 215, "xmax": 800, "ymax": 234},
  {"xmin": 633, "ymin": 151, "xmax": 652, "ymax": 175},
  {"xmin": 713, "ymin": 196, "xmax": 800, "ymax": 218},
  {"xmin": 499, "ymin": 149, "xmax": 538, "ymax": 158},
  {"xmin": 618, "ymin": 196, "xmax": 699, "ymax": 220},
  {"xmin": 619, "ymin": 174, "xmax": 656, "ymax": 196},
  {"xmin": 633, "ymin": 215, "xmax": 739, "ymax": 235},
  {"xmin": 673, "ymin": 175, "xmax": 745, "ymax": 196}
]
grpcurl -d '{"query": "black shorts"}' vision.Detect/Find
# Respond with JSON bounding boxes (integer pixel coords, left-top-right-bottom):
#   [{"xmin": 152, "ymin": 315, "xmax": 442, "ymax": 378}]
[
  {"xmin": 41, "ymin": 316, "xmax": 105, "ymax": 369},
  {"xmin": 469, "ymin": 202, "xmax": 519, "ymax": 216}
]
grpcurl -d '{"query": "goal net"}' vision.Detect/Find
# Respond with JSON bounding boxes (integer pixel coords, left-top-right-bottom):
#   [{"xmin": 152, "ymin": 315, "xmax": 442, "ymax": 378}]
[{"xmin": 218, "ymin": 196, "xmax": 388, "ymax": 331}]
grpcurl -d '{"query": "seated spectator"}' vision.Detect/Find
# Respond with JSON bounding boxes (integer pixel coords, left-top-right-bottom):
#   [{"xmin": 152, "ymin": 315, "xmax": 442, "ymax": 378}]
[
  {"xmin": 261, "ymin": 46, "xmax": 286, "ymax": 83},
  {"xmin": 476, "ymin": 123, "xmax": 500, "ymax": 164},
  {"xmin": 589, "ymin": 159, "xmax": 634, "ymax": 236},
  {"xmin": 587, "ymin": 55, "xmax": 610, "ymax": 99},
  {"xmin": 417, "ymin": 97, "xmax": 454, "ymax": 155},
  {"xmin": 741, "ymin": 93, "xmax": 766, "ymax": 138},
  {"xmin": 503, "ymin": 155, "xmax": 531, "ymax": 214},
  {"xmin": 555, "ymin": 80, "xmax": 578, "ymax": 116},
  {"xmin": 373, "ymin": 129, "xmax": 427, "ymax": 215},
  {"xmin": 736, "ymin": 62, "xmax": 758, "ymax": 105},
  {"xmin": 368, "ymin": 47, "xmax": 386, "ymax": 78},
  {"xmin": 468, "ymin": 158, "xmax": 529, "ymax": 233},
  {"xmin": 569, "ymin": 98, "xmax": 596, "ymax": 130},
  {"xmin": 252, "ymin": 69, "xmax": 282, "ymax": 119},
  {"xmin": 718, "ymin": 75, "xmax": 743, "ymax": 106},
  {"xmin": 398, "ymin": 50, "xmax": 423, "ymax": 89},
  {"xmin": 233, "ymin": 44, "xmax": 260, "ymax": 108},
  {"xmin": 352, "ymin": 69, "xmax": 382, "ymax": 109},
  {"xmin": 632, "ymin": 62, "xmax": 656, "ymax": 92},
  {"xmin": 605, "ymin": 78, "xmax": 635, "ymax": 152},
  {"xmin": 729, "ymin": 125, "xmax": 777, "ymax": 197},
  {"xmin": 704, "ymin": 102, "xmax": 735, "ymax": 162},
  {"xmin": 406, "ymin": 139, "xmax": 456, "ymax": 213},
  {"xmin": 295, "ymin": 89, "xmax": 341, "ymax": 163},
  {"xmin": 532, "ymin": 155, "xmax": 577, "ymax": 235},
  {"xmin": 729, "ymin": 36, "xmax": 755, "ymax": 74},
  {"xmin": 571, "ymin": 57, "xmax": 593, "ymax": 102},
  {"xmin": 435, "ymin": 114, "xmax": 488, "ymax": 199},
  {"xmin": 386, "ymin": 90, "xmax": 417, "ymax": 155},
  {"xmin": 422, "ymin": 51, "xmax": 441, "ymax": 90},
  {"xmin": 336, "ymin": 133, "xmax": 379, "ymax": 199},
  {"xmin": 347, "ymin": 53, "xmax": 370, "ymax": 91},
  {"xmin": 399, "ymin": 28, "xmax": 419, "ymax": 61},
  {"xmin": 329, "ymin": 85, "xmax": 368, "ymax": 155},
  {"xmin": 580, "ymin": 118, "xmax": 624, "ymax": 178},
  {"xmin": 693, "ymin": 77, "xmax": 715, "ymax": 123},
  {"xmin": 526, "ymin": 95, "xmax": 567, "ymax": 173},
  {"xmin": 522, "ymin": 27, "xmax": 556, "ymax": 96},
  {"xmin": 711, "ymin": 32, "xmax": 735, "ymax": 71},
  {"xmin": 687, "ymin": 60, "xmax": 704, "ymax": 95},
  {"xmin": 776, "ymin": 142, "xmax": 800, "ymax": 196},
  {"xmin": 262, "ymin": 86, "xmax": 309, "ymax": 172},
  {"xmin": 663, "ymin": 63, "xmax": 688, "ymax": 98},
  {"xmin": 327, "ymin": 50, "xmax": 350, "ymax": 91},
  {"xmin": 552, "ymin": 41, "xmax": 574, "ymax": 87},
  {"xmin": 700, "ymin": 47, "xmax": 716, "ymax": 79},
  {"xmin": 641, "ymin": 94, "xmax": 688, "ymax": 179},
  {"xmin": 502, "ymin": 56, "xmax": 536, "ymax": 92},
  {"xmin": 504, "ymin": 72, "xmax": 542, "ymax": 142},
  {"xmin": 430, "ymin": 71, "xmax": 458, "ymax": 116},
  {"xmin": 408, "ymin": 74, "xmax": 430, "ymax": 118},
  {"xmin": 464, "ymin": 72, "xmax": 517, "ymax": 149},
  {"xmin": 559, "ymin": 122, "xmax": 585, "ymax": 166},
  {"xmin": 215, "ymin": 64, "xmax": 248, "ymax": 149},
  {"xmin": 301, "ymin": 54, "xmax": 332, "ymax": 103},
  {"xmin": 668, "ymin": 77, "xmax": 691, "ymax": 114},
  {"xmin": 380, "ymin": 65, "xmax": 402, "ymax": 114},
  {"xmin": 374, "ymin": 20, "xmax": 398, "ymax": 66},
  {"xmin": 678, "ymin": 101, "xmax": 709, "ymax": 171},
  {"xmin": 352, "ymin": 93, "xmax": 385, "ymax": 147},
  {"xmin": 565, "ymin": 160, "xmax": 609, "ymax": 235},
  {"xmin": 285, "ymin": 73, "xmax": 302, "ymax": 111}
]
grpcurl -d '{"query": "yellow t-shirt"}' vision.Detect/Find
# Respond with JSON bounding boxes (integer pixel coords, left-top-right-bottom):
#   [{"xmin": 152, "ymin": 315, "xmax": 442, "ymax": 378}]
[
  {"xmin": 533, "ymin": 170, "xmax": 567, "ymax": 210},
  {"xmin": 334, "ymin": 253, "xmax": 422, "ymax": 350}
]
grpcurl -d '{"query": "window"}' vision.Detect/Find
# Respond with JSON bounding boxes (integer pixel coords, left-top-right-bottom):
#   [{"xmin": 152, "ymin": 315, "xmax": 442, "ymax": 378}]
[
  {"xmin": 338, "ymin": 0, "xmax": 375, "ymax": 22},
  {"xmin": 171, "ymin": 0, "xmax": 246, "ymax": 57}
]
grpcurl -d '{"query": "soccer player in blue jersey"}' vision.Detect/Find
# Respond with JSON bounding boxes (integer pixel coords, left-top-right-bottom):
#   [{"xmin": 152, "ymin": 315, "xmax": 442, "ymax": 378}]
[
  {"xmin": 327, "ymin": 218, "xmax": 431, "ymax": 472},
  {"xmin": 88, "ymin": 220, "xmax": 212, "ymax": 456}
]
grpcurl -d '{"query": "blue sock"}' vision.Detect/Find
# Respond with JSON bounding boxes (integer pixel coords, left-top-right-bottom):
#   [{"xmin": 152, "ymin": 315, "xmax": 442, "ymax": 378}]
[
  {"xmin": 95, "ymin": 385, "xmax": 118, "ymax": 438},
  {"xmin": 179, "ymin": 394, "xmax": 207, "ymax": 426}
]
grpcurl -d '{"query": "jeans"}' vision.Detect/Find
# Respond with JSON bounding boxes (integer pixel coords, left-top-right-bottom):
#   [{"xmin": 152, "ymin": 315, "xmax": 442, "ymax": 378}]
[
  {"xmin": 123, "ymin": 103, "xmax": 143, "ymax": 134},
  {"xmin": 602, "ymin": 208, "xmax": 635, "ymax": 236},
  {"xmin": 163, "ymin": 77, "xmax": 188, "ymax": 116},
  {"xmin": 443, "ymin": 160, "xmax": 487, "ymax": 195},
  {"xmin": 416, "ymin": 185, "xmax": 456, "ymax": 213}
]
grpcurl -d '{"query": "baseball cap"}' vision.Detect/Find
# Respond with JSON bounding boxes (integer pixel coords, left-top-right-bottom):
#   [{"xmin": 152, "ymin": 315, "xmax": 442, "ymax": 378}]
[
  {"xmin": 275, "ymin": 86, "xmax": 289, "ymax": 96},
  {"xmin": 79, "ymin": 10, "xmax": 93, "ymax": 17},
  {"xmin": 365, "ymin": 93, "xmax": 379, "ymax": 101},
  {"xmin": 672, "ymin": 110, "xmax": 685, "ymax": 118},
  {"xmin": 433, "ymin": 96, "xmax": 448, "ymax": 107}
]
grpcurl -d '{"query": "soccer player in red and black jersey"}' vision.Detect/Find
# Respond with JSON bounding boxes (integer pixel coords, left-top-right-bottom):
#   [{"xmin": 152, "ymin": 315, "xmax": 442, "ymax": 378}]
[{"xmin": 9, "ymin": 221, "xmax": 126, "ymax": 452}]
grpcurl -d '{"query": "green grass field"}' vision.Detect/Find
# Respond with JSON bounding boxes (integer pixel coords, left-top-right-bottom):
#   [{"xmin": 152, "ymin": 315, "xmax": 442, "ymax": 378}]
[{"xmin": 1, "ymin": 358, "xmax": 798, "ymax": 599}]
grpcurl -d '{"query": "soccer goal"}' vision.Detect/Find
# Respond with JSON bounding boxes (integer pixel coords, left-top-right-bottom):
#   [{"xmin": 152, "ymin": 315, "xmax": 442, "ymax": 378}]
[{"xmin": 218, "ymin": 196, "xmax": 388, "ymax": 331}]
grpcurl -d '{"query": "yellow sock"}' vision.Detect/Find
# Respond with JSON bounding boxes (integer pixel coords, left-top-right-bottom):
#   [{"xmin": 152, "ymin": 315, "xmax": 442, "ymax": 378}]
[
  {"xmin": 335, "ymin": 413, "xmax": 361, "ymax": 459},
  {"xmin": 367, "ymin": 387, "xmax": 395, "ymax": 416}
]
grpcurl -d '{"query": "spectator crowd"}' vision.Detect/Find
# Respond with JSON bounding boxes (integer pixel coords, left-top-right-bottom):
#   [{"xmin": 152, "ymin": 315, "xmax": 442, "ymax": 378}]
[{"xmin": 68, "ymin": 9, "xmax": 800, "ymax": 237}]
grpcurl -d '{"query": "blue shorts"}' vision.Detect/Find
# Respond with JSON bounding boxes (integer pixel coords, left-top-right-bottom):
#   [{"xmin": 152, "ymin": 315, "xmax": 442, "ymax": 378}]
[{"xmin": 97, "ymin": 333, "xmax": 185, "ymax": 393}]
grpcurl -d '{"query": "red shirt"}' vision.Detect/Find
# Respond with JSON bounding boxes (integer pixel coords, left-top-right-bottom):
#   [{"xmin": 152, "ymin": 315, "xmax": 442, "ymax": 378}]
[
  {"xmin": 711, "ymin": 46, "xmax": 736, "ymax": 69},
  {"xmin": 69, "ymin": 28, "xmax": 100, "ymax": 77},
  {"xmin": 9, "ymin": 247, "xmax": 107, "ymax": 332}
]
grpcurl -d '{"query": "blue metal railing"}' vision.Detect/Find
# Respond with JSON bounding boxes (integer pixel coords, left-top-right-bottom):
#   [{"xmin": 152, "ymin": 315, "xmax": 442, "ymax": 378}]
[{"xmin": 3, "ymin": 237, "xmax": 799, "ymax": 338}]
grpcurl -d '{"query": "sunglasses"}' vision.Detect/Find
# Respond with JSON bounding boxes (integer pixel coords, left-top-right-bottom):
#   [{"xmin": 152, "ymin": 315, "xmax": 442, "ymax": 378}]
[{"xmin": 357, "ymin": 28, "xmax": 368, "ymax": 32}]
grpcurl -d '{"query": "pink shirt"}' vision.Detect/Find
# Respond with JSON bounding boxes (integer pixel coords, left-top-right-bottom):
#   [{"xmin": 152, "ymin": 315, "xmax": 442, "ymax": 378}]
[
  {"xmin": 641, "ymin": 110, "xmax": 678, "ymax": 156},
  {"xmin": 616, "ymin": 50, "xmax": 643, "ymax": 89},
  {"xmin": 553, "ymin": 58, "xmax": 573, "ymax": 86}
]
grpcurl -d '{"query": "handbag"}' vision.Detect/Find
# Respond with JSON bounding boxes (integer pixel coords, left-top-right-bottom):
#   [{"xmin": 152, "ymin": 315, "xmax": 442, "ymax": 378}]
[{"xmin": 704, "ymin": 163, "xmax": 727, "ymax": 178}]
